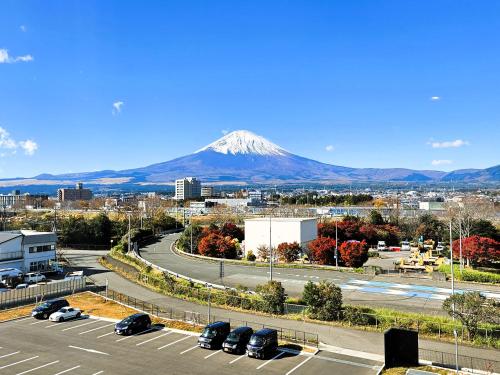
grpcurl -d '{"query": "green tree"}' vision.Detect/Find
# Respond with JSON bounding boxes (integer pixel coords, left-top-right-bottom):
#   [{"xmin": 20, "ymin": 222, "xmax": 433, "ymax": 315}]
[
  {"xmin": 256, "ymin": 281, "xmax": 286, "ymax": 314},
  {"xmin": 368, "ymin": 210, "xmax": 384, "ymax": 225},
  {"xmin": 302, "ymin": 281, "xmax": 342, "ymax": 321},
  {"xmin": 470, "ymin": 219, "xmax": 499, "ymax": 241},
  {"xmin": 415, "ymin": 213, "xmax": 446, "ymax": 242},
  {"xmin": 177, "ymin": 225, "xmax": 203, "ymax": 253}
]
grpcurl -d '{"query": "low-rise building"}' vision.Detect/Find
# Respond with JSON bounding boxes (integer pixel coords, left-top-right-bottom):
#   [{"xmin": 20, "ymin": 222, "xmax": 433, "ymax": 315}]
[
  {"xmin": 0, "ymin": 230, "xmax": 57, "ymax": 274},
  {"xmin": 201, "ymin": 186, "xmax": 215, "ymax": 198},
  {"xmin": 0, "ymin": 191, "xmax": 48, "ymax": 208}
]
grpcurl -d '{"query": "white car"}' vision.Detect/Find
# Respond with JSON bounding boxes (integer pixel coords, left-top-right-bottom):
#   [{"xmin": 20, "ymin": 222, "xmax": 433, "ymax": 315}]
[
  {"xmin": 401, "ymin": 241, "xmax": 411, "ymax": 251},
  {"xmin": 49, "ymin": 307, "xmax": 82, "ymax": 322},
  {"xmin": 24, "ymin": 273, "xmax": 46, "ymax": 284},
  {"xmin": 377, "ymin": 241, "xmax": 388, "ymax": 251}
]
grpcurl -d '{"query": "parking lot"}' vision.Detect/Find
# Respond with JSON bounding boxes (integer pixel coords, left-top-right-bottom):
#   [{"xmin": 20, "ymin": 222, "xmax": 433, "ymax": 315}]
[{"xmin": 0, "ymin": 315, "xmax": 383, "ymax": 375}]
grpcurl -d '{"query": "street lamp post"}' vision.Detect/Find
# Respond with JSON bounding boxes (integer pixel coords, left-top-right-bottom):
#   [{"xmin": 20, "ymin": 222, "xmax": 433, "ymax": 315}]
[
  {"xmin": 449, "ymin": 220, "xmax": 459, "ymax": 374},
  {"xmin": 127, "ymin": 212, "xmax": 131, "ymax": 254},
  {"xmin": 269, "ymin": 213, "xmax": 273, "ymax": 281},
  {"xmin": 190, "ymin": 212, "xmax": 193, "ymax": 254},
  {"xmin": 335, "ymin": 219, "xmax": 338, "ymax": 269}
]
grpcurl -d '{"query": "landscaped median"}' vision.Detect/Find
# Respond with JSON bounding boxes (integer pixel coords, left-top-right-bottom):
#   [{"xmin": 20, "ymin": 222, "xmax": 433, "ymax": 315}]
[{"xmin": 103, "ymin": 247, "xmax": 500, "ymax": 349}]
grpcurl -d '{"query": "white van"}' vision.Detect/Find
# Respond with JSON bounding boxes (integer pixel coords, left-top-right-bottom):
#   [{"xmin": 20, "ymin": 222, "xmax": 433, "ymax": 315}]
[{"xmin": 24, "ymin": 273, "xmax": 46, "ymax": 284}]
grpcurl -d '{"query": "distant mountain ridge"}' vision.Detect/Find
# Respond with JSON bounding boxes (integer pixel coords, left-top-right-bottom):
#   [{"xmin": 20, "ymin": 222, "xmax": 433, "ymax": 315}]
[{"xmin": 2, "ymin": 130, "xmax": 499, "ymax": 187}]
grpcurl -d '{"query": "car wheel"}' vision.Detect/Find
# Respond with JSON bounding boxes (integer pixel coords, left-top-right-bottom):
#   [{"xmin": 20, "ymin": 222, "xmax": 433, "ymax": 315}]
[
  {"xmin": 127, "ymin": 329, "xmax": 132, "ymax": 335},
  {"xmin": 59, "ymin": 317, "xmax": 64, "ymax": 322},
  {"xmin": 76, "ymin": 312, "xmax": 81, "ymax": 318},
  {"xmin": 147, "ymin": 323, "xmax": 151, "ymax": 329},
  {"xmin": 43, "ymin": 313, "xmax": 48, "ymax": 319}
]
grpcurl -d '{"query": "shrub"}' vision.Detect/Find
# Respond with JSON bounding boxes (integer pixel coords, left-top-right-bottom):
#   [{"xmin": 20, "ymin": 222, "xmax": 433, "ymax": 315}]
[
  {"xmin": 246, "ymin": 250, "xmax": 256, "ymax": 262},
  {"xmin": 220, "ymin": 222, "xmax": 244, "ymax": 241},
  {"xmin": 308, "ymin": 237, "xmax": 337, "ymax": 265},
  {"xmin": 276, "ymin": 242, "xmax": 301, "ymax": 263},
  {"xmin": 339, "ymin": 240, "xmax": 368, "ymax": 267},
  {"xmin": 302, "ymin": 281, "xmax": 342, "ymax": 321},
  {"xmin": 257, "ymin": 245, "xmax": 269, "ymax": 261},
  {"xmin": 342, "ymin": 306, "xmax": 374, "ymax": 326},
  {"xmin": 198, "ymin": 233, "xmax": 237, "ymax": 258},
  {"xmin": 256, "ymin": 281, "xmax": 286, "ymax": 314}
]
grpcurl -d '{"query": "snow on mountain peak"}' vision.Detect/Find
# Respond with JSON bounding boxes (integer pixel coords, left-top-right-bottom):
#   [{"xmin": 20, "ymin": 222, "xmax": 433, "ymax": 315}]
[{"xmin": 196, "ymin": 130, "xmax": 288, "ymax": 156}]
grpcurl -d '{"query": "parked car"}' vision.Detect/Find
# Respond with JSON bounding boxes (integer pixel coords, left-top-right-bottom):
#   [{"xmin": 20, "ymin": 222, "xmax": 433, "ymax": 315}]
[
  {"xmin": 24, "ymin": 273, "xmax": 46, "ymax": 284},
  {"xmin": 64, "ymin": 271, "xmax": 84, "ymax": 281},
  {"xmin": 401, "ymin": 241, "xmax": 411, "ymax": 251},
  {"xmin": 223, "ymin": 326, "xmax": 253, "ymax": 354},
  {"xmin": 32, "ymin": 298, "xmax": 69, "ymax": 319},
  {"xmin": 247, "ymin": 328, "xmax": 278, "ymax": 359},
  {"xmin": 377, "ymin": 241, "xmax": 388, "ymax": 251},
  {"xmin": 0, "ymin": 268, "xmax": 23, "ymax": 279},
  {"xmin": 114, "ymin": 313, "xmax": 151, "ymax": 335},
  {"xmin": 49, "ymin": 307, "xmax": 82, "ymax": 322},
  {"xmin": 198, "ymin": 321, "xmax": 230, "ymax": 349},
  {"xmin": 15, "ymin": 283, "xmax": 29, "ymax": 289},
  {"xmin": 436, "ymin": 242, "xmax": 445, "ymax": 252}
]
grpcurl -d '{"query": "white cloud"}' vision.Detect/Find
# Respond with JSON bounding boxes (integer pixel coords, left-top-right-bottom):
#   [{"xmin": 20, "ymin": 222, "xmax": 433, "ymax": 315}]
[
  {"xmin": 112, "ymin": 101, "xmax": 124, "ymax": 115},
  {"xmin": 19, "ymin": 140, "xmax": 38, "ymax": 155},
  {"xmin": 430, "ymin": 139, "xmax": 469, "ymax": 148},
  {"xmin": 430, "ymin": 96, "xmax": 441, "ymax": 101},
  {"xmin": 0, "ymin": 126, "xmax": 38, "ymax": 157},
  {"xmin": 0, "ymin": 49, "xmax": 34, "ymax": 64},
  {"xmin": 431, "ymin": 159, "xmax": 452, "ymax": 166},
  {"xmin": 20, "ymin": 25, "xmax": 27, "ymax": 32},
  {"xmin": 325, "ymin": 145, "xmax": 335, "ymax": 152}
]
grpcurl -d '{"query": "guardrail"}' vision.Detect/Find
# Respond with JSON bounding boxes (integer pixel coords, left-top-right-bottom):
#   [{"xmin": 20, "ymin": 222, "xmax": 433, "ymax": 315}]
[
  {"xmin": 419, "ymin": 348, "xmax": 500, "ymax": 373},
  {"xmin": 99, "ymin": 288, "xmax": 319, "ymax": 347},
  {"xmin": 0, "ymin": 278, "xmax": 97, "ymax": 310}
]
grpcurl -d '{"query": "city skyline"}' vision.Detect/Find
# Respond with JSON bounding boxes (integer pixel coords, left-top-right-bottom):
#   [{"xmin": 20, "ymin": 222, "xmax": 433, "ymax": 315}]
[{"xmin": 1, "ymin": 1, "xmax": 499, "ymax": 178}]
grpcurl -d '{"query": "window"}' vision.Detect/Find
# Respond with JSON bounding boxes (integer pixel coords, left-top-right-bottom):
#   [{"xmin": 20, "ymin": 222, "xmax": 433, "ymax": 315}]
[
  {"xmin": 29, "ymin": 260, "xmax": 50, "ymax": 272},
  {"xmin": 28, "ymin": 244, "xmax": 55, "ymax": 253}
]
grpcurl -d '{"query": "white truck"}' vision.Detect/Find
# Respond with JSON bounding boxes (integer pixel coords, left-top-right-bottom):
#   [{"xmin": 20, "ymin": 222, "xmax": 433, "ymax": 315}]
[
  {"xmin": 0, "ymin": 268, "xmax": 23, "ymax": 279},
  {"xmin": 24, "ymin": 273, "xmax": 47, "ymax": 284},
  {"xmin": 377, "ymin": 241, "xmax": 388, "ymax": 251}
]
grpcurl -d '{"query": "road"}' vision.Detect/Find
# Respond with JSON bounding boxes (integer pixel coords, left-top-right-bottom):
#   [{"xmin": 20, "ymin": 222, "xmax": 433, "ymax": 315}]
[{"xmin": 139, "ymin": 234, "xmax": 500, "ymax": 315}]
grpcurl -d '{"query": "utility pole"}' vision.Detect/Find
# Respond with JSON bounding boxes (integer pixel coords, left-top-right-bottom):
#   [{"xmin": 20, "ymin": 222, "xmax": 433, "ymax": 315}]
[
  {"xmin": 449, "ymin": 221, "xmax": 459, "ymax": 374},
  {"xmin": 207, "ymin": 285, "xmax": 212, "ymax": 323},
  {"xmin": 190, "ymin": 212, "xmax": 193, "ymax": 254},
  {"xmin": 269, "ymin": 212, "xmax": 273, "ymax": 281},
  {"xmin": 459, "ymin": 218, "xmax": 463, "ymax": 273},
  {"xmin": 335, "ymin": 218, "xmax": 338, "ymax": 269},
  {"xmin": 128, "ymin": 212, "xmax": 131, "ymax": 254}
]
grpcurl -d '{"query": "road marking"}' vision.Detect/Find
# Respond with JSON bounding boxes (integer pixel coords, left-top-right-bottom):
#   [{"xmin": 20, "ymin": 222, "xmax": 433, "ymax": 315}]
[
  {"xmin": 30, "ymin": 320, "xmax": 46, "ymax": 325},
  {"xmin": 229, "ymin": 354, "xmax": 246, "ymax": 364},
  {"xmin": 0, "ymin": 351, "xmax": 20, "ymax": 359},
  {"xmin": 285, "ymin": 355, "xmax": 313, "ymax": 375},
  {"xmin": 90, "ymin": 372, "xmax": 104, "ymax": 375},
  {"xmin": 204, "ymin": 349, "xmax": 222, "ymax": 359},
  {"xmin": 53, "ymin": 365, "xmax": 81, "ymax": 375},
  {"xmin": 79, "ymin": 323, "xmax": 115, "ymax": 335},
  {"xmin": 0, "ymin": 356, "xmax": 39, "ymax": 370},
  {"xmin": 314, "ymin": 354, "xmax": 381, "ymax": 369},
  {"xmin": 15, "ymin": 360, "xmax": 59, "ymax": 375},
  {"xmin": 62, "ymin": 320, "xmax": 98, "ymax": 331},
  {"xmin": 136, "ymin": 331, "xmax": 173, "ymax": 346},
  {"xmin": 157, "ymin": 335, "xmax": 191, "ymax": 350},
  {"xmin": 115, "ymin": 328, "xmax": 156, "ymax": 342},
  {"xmin": 68, "ymin": 345, "xmax": 110, "ymax": 356},
  {"xmin": 180, "ymin": 345, "xmax": 198, "ymax": 354},
  {"xmin": 256, "ymin": 351, "xmax": 285, "ymax": 370},
  {"xmin": 97, "ymin": 332, "xmax": 114, "ymax": 338}
]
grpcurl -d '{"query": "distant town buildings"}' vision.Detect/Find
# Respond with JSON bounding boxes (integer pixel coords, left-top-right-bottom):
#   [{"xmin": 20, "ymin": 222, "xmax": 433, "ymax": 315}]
[
  {"xmin": 0, "ymin": 190, "xmax": 48, "ymax": 208},
  {"xmin": 175, "ymin": 177, "xmax": 201, "ymax": 200},
  {"xmin": 57, "ymin": 183, "xmax": 93, "ymax": 202},
  {"xmin": 201, "ymin": 186, "xmax": 215, "ymax": 198}
]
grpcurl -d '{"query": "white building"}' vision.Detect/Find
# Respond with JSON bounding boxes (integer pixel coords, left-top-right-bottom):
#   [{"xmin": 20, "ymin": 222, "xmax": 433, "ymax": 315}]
[
  {"xmin": 244, "ymin": 217, "xmax": 317, "ymax": 255},
  {"xmin": 201, "ymin": 186, "xmax": 215, "ymax": 198},
  {"xmin": 0, "ymin": 230, "xmax": 57, "ymax": 274},
  {"xmin": 175, "ymin": 177, "xmax": 201, "ymax": 200}
]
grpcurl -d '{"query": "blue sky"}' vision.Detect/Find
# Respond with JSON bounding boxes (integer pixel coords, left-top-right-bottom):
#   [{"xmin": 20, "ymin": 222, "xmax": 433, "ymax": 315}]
[{"xmin": 1, "ymin": 0, "xmax": 499, "ymax": 178}]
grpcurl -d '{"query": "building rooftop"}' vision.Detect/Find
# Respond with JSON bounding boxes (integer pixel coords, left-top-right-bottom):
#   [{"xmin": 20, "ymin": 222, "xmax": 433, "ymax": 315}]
[{"xmin": 0, "ymin": 232, "xmax": 22, "ymax": 245}]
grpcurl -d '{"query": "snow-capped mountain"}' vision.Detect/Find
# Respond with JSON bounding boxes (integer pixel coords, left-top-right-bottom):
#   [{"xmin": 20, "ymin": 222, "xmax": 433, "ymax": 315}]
[
  {"xmin": 196, "ymin": 130, "xmax": 288, "ymax": 156},
  {"xmin": 2, "ymin": 130, "xmax": 499, "ymax": 187}
]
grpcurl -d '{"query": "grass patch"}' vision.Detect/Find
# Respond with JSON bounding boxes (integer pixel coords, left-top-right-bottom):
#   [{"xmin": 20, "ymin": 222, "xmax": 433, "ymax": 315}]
[
  {"xmin": 0, "ymin": 304, "xmax": 35, "ymax": 322},
  {"xmin": 438, "ymin": 264, "xmax": 500, "ymax": 284},
  {"xmin": 383, "ymin": 366, "xmax": 452, "ymax": 374}
]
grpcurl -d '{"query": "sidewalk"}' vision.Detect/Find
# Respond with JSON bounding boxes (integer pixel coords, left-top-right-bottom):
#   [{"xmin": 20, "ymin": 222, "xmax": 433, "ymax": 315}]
[{"xmin": 65, "ymin": 251, "xmax": 499, "ymax": 361}]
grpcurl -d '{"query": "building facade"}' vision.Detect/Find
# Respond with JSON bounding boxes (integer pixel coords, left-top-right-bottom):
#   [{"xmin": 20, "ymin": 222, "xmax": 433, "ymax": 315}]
[
  {"xmin": 0, "ymin": 191, "xmax": 48, "ymax": 208},
  {"xmin": 57, "ymin": 182, "xmax": 93, "ymax": 202},
  {"xmin": 175, "ymin": 177, "xmax": 201, "ymax": 200},
  {"xmin": 0, "ymin": 230, "xmax": 57, "ymax": 274},
  {"xmin": 201, "ymin": 186, "xmax": 215, "ymax": 198},
  {"xmin": 244, "ymin": 217, "xmax": 318, "ymax": 256}
]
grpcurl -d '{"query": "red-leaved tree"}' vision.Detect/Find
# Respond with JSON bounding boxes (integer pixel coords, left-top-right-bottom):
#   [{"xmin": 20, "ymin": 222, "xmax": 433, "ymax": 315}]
[
  {"xmin": 452, "ymin": 236, "xmax": 500, "ymax": 267},
  {"xmin": 220, "ymin": 222, "xmax": 244, "ymax": 241},
  {"xmin": 198, "ymin": 233, "xmax": 237, "ymax": 259},
  {"xmin": 308, "ymin": 237, "xmax": 337, "ymax": 265},
  {"xmin": 276, "ymin": 242, "xmax": 301, "ymax": 263},
  {"xmin": 339, "ymin": 240, "xmax": 368, "ymax": 267}
]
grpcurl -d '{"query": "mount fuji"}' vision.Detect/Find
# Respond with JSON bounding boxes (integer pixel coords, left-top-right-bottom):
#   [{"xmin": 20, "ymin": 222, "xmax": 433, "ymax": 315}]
[{"xmin": 3, "ymin": 130, "xmax": 499, "ymax": 187}]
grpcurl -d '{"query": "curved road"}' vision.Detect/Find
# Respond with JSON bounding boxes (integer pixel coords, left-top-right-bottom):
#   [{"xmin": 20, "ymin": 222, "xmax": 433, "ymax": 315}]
[{"xmin": 140, "ymin": 233, "xmax": 500, "ymax": 315}]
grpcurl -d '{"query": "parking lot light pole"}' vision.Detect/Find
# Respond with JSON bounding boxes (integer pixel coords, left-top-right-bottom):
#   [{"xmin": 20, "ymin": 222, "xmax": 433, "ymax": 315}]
[
  {"xmin": 127, "ymin": 212, "xmax": 131, "ymax": 254},
  {"xmin": 207, "ymin": 284, "xmax": 212, "ymax": 323},
  {"xmin": 269, "ymin": 214, "xmax": 273, "ymax": 281},
  {"xmin": 335, "ymin": 219, "xmax": 338, "ymax": 269},
  {"xmin": 449, "ymin": 220, "xmax": 459, "ymax": 374}
]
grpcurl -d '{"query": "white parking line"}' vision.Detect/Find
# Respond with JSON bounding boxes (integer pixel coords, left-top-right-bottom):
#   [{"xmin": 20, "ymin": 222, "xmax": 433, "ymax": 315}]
[
  {"xmin": 79, "ymin": 323, "xmax": 115, "ymax": 335},
  {"xmin": 0, "ymin": 356, "xmax": 39, "ymax": 370},
  {"xmin": 0, "ymin": 351, "xmax": 20, "ymax": 359},
  {"xmin": 180, "ymin": 345, "xmax": 198, "ymax": 355},
  {"xmin": 15, "ymin": 360, "xmax": 59, "ymax": 375},
  {"xmin": 62, "ymin": 320, "xmax": 98, "ymax": 331},
  {"xmin": 53, "ymin": 365, "xmax": 81, "ymax": 375},
  {"xmin": 115, "ymin": 328, "xmax": 156, "ymax": 342},
  {"xmin": 314, "ymin": 354, "xmax": 381, "ymax": 369},
  {"xmin": 136, "ymin": 331, "xmax": 173, "ymax": 346},
  {"xmin": 157, "ymin": 336, "xmax": 191, "ymax": 350},
  {"xmin": 256, "ymin": 351, "xmax": 285, "ymax": 370},
  {"xmin": 90, "ymin": 372, "xmax": 104, "ymax": 375},
  {"xmin": 204, "ymin": 349, "xmax": 222, "ymax": 359},
  {"xmin": 97, "ymin": 332, "xmax": 114, "ymax": 338},
  {"xmin": 68, "ymin": 346, "xmax": 110, "ymax": 356},
  {"xmin": 229, "ymin": 354, "xmax": 246, "ymax": 364},
  {"xmin": 30, "ymin": 320, "xmax": 46, "ymax": 325},
  {"xmin": 285, "ymin": 355, "xmax": 313, "ymax": 375}
]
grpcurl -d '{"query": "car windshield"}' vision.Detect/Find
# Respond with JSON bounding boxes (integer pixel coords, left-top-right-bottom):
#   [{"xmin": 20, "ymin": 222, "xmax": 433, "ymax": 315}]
[
  {"xmin": 226, "ymin": 332, "xmax": 240, "ymax": 341},
  {"xmin": 249, "ymin": 336, "xmax": 264, "ymax": 346},
  {"xmin": 38, "ymin": 302, "xmax": 51, "ymax": 309},
  {"xmin": 120, "ymin": 317, "xmax": 135, "ymax": 325},
  {"xmin": 201, "ymin": 328, "xmax": 217, "ymax": 338}
]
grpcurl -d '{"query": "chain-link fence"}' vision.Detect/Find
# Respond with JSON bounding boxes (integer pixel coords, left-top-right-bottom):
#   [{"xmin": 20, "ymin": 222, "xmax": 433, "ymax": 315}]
[
  {"xmin": 98, "ymin": 288, "xmax": 319, "ymax": 347},
  {"xmin": 419, "ymin": 348, "xmax": 500, "ymax": 373}
]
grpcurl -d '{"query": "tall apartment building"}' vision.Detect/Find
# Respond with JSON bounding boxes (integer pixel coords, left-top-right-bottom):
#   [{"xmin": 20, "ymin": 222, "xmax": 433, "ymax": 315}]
[
  {"xmin": 175, "ymin": 177, "xmax": 201, "ymax": 200},
  {"xmin": 201, "ymin": 186, "xmax": 215, "ymax": 198},
  {"xmin": 57, "ymin": 182, "xmax": 93, "ymax": 202}
]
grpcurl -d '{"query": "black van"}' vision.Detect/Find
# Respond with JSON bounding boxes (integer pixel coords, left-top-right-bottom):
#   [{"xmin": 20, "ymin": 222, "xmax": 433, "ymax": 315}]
[
  {"xmin": 247, "ymin": 328, "xmax": 278, "ymax": 359},
  {"xmin": 198, "ymin": 321, "xmax": 230, "ymax": 349},
  {"xmin": 114, "ymin": 313, "xmax": 152, "ymax": 335},
  {"xmin": 222, "ymin": 326, "xmax": 253, "ymax": 354},
  {"xmin": 31, "ymin": 298, "xmax": 69, "ymax": 319}
]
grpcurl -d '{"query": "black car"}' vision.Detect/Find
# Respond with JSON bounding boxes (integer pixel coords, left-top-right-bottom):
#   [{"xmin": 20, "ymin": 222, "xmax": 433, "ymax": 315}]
[
  {"xmin": 114, "ymin": 313, "xmax": 151, "ymax": 335},
  {"xmin": 31, "ymin": 298, "xmax": 69, "ymax": 319},
  {"xmin": 222, "ymin": 326, "xmax": 253, "ymax": 354},
  {"xmin": 198, "ymin": 321, "xmax": 230, "ymax": 349},
  {"xmin": 247, "ymin": 328, "xmax": 278, "ymax": 359}
]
